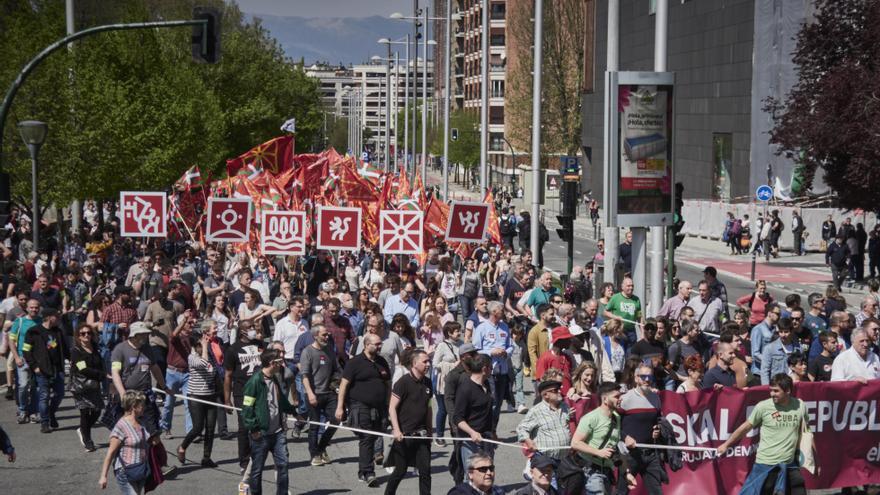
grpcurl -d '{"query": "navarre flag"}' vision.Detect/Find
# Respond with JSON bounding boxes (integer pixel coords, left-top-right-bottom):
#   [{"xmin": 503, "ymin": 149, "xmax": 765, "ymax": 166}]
[{"xmin": 226, "ymin": 135, "xmax": 295, "ymax": 177}]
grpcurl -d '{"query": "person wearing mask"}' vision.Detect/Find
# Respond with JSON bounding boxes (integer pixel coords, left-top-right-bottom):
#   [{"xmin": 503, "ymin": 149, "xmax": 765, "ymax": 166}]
[
  {"xmin": 830, "ymin": 327, "xmax": 880, "ymax": 382},
  {"xmin": 716, "ymin": 374, "xmax": 811, "ymax": 495},
  {"xmin": 23, "ymin": 308, "xmax": 67, "ymax": 433},
  {"xmin": 71, "ymin": 323, "xmax": 103, "ymax": 452},
  {"xmin": 760, "ymin": 318, "xmax": 799, "ymax": 385},
  {"xmin": 176, "ymin": 323, "xmax": 219, "ymax": 468},
  {"xmin": 335, "ymin": 333, "xmax": 390, "ymax": 486},
  {"xmin": 471, "ymin": 301, "xmax": 513, "ymax": 425},
  {"xmin": 223, "ymin": 321, "xmax": 266, "ymax": 474},
  {"xmin": 750, "ymin": 303, "xmax": 781, "ymax": 375},
  {"xmin": 447, "ymin": 453, "xmax": 506, "ymax": 495},
  {"xmin": 617, "ymin": 364, "xmax": 664, "ymax": 495},
  {"xmin": 300, "ymin": 325, "xmax": 342, "ymax": 466},
  {"xmin": 383, "ymin": 282, "xmax": 420, "ymax": 328},
  {"xmin": 386, "ymin": 349, "xmax": 434, "ymax": 495},
  {"xmin": 570, "ymin": 382, "xmax": 637, "ymax": 495},
  {"xmin": 241, "ymin": 349, "xmax": 296, "ymax": 495},
  {"xmin": 109, "ymin": 322, "xmax": 171, "ymax": 440},
  {"xmin": 97, "ymin": 390, "xmax": 153, "ymax": 494}
]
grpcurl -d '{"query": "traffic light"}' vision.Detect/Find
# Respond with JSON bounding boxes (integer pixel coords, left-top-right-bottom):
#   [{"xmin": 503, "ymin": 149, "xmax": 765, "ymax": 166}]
[
  {"xmin": 451, "ymin": 128, "xmax": 458, "ymax": 141},
  {"xmin": 560, "ymin": 181, "xmax": 579, "ymax": 218},
  {"xmin": 0, "ymin": 172, "xmax": 9, "ymax": 227},
  {"xmin": 672, "ymin": 181, "xmax": 685, "ymax": 247},
  {"xmin": 556, "ymin": 215, "xmax": 572, "ymax": 242},
  {"xmin": 192, "ymin": 7, "xmax": 222, "ymax": 64}
]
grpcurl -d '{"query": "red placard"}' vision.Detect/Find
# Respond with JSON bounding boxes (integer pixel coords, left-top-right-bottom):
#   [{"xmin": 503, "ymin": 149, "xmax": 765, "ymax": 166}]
[
  {"xmin": 119, "ymin": 191, "xmax": 167, "ymax": 238},
  {"xmin": 206, "ymin": 198, "xmax": 252, "ymax": 243},
  {"xmin": 379, "ymin": 210, "xmax": 423, "ymax": 254},
  {"xmin": 260, "ymin": 210, "xmax": 306, "ymax": 256},
  {"xmin": 445, "ymin": 201, "xmax": 490, "ymax": 243},
  {"xmin": 316, "ymin": 206, "xmax": 362, "ymax": 251}
]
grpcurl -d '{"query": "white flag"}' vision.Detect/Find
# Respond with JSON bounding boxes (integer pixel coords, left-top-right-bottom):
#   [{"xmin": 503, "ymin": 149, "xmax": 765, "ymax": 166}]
[{"xmin": 280, "ymin": 118, "xmax": 296, "ymax": 133}]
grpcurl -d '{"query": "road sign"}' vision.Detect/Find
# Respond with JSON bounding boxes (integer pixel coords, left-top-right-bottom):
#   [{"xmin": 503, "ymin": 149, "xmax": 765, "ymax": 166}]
[
  {"xmin": 261, "ymin": 210, "xmax": 306, "ymax": 256},
  {"xmin": 561, "ymin": 156, "xmax": 580, "ymax": 175},
  {"xmin": 755, "ymin": 185, "xmax": 773, "ymax": 202},
  {"xmin": 379, "ymin": 210, "xmax": 423, "ymax": 254},
  {"xmin": 120, "ymin": 192, "xmax": 167, "ymax": 238},
  {"xmin": 317, "ymin": 206, "xmax": 362, "ymax": 251},
  {"xmin": 446, "ymin": 201, "xmax": 490, "ymax": 243},
  {"xmin": 546, "ymin": 174, "xmax": 561, "ymax": 191},
  {"xmin": 206, "ymin": 197, "xmax": 252, "ymax": 243}
]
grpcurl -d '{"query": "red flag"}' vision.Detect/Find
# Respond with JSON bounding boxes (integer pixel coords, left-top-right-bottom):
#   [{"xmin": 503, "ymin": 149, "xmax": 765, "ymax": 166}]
[
  {"xmin": 337, "ymin": 161, "xmax": 378, "ymax": 202},
  {"xmin": 226, "ymin": 135, "xmax": 295, "ymax": 177},
  {"xmin": 423, "ymin": 198, "xmax": 449, "ymax": 249},
  {"xmin": 483, "ymin": 191, "xmax": 502, "ymax": 245}
]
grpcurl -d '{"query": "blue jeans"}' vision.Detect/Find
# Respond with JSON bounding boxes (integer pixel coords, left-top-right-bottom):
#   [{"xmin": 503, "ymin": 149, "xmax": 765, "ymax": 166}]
[
  {"xmin": 434, "ymin": 393, "xmax": 447, "ymax": 436},
  {"xmin": 159, "ymin": 369, "xmax": 191, "ymax": 434},
  {"xmin": 512, "ymin": 367, "xmax": 525, "ymax": 405},
  {"xmin": 460, "ymin": 439, "xmax": 496, "ymax": 470},
  {"xmin": 294, "ymin": 374, "xmax": 308, "ymax": 416},
  {"xmin": 490, "ymin": 373, "xmax": 509, "ymax": 427},
  {"xmin": 249, "ymin": 430, "xmax": 289, "ymax": 495},
  {"xmin": 14, "ymin": 361, "xmax": 36, "ymax": 416},
  {"xmin": 459, "ymin": 295, "xmax": 475, "ymax": 322},
  {"xmin": 35, "ymin": 371, "xmax": 64, "ymax": 425},
  {"xmin": 114, "ymin": 466, "xmax": 146, "ymax": 495}
]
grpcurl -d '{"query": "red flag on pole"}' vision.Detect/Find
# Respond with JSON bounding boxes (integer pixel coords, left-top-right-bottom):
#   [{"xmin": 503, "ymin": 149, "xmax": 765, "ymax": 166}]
[{"xmin": 226, "ymin": 135, "xmax": 295, "ymax": 177}]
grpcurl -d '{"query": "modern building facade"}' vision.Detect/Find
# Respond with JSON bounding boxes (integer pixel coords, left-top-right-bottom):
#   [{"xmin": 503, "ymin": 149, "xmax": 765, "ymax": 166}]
[{"xmin": 582, "ymin": 0, "xmax": 816, "ymax": 203}]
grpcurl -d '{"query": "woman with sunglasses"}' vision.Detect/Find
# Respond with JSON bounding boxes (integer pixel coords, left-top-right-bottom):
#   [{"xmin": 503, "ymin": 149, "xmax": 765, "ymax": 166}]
[
  {"xmin": 71, "ymin": 324, "xmax": 104, "ymax": 452},
  {"xmin": 176, "ymin": 325, "xmax": 218, "ymax": 468},
  {"xmin": 360, "ymin": 258, "xmax": 385, "ymax": 290}
]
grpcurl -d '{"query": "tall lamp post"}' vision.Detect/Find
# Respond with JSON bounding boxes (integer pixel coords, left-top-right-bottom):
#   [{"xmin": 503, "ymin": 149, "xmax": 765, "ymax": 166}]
[{"xmin": 17, "ymin": 120, "xmax": 47, "ymax": 249}]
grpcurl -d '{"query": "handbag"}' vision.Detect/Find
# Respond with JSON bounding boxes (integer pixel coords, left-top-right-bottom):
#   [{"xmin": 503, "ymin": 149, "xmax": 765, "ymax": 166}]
[
  {"xmin": 797, "ymin": 404, "xmax": 817, "ymax": 474},
  {"xmin": 72, "ymin": 372, "xmax": 100, "ymax": 394},
  {"xmin": 119, "ymin": 427, "xmax": 150, "ymax": 482}
]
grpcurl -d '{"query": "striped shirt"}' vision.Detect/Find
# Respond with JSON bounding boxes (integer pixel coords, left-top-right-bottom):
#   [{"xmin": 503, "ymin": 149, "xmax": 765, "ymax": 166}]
[
  {"xmin": 187, "ymin": 352, "xmax": 215, "ymax": 396},
  {"xmin": 111, "ymin": 418, "xmax": 147, "ymax": 468},
  {"xmin": 515, "ymin": 400, "xmax": 572, "ymax": 459}
]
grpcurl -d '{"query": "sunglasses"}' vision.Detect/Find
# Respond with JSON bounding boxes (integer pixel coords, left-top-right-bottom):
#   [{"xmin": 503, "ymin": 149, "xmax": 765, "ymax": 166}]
[
  {"xmin": 470, "ymin": 465, "xmax": 495, "ymax": 473},
  {"xmin": 637, "ymin": 374, "xmax": 655, "ymax": 382},
  {"xmin": 79, "ymin": 332, "xmax": 91, "ymax": 336}
]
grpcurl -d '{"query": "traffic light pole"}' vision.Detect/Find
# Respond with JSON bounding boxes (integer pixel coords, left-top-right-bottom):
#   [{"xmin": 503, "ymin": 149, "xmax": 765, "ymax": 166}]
[{"xmin": 0, "ymin": 18, "xmax": 211, "ymax": 174}]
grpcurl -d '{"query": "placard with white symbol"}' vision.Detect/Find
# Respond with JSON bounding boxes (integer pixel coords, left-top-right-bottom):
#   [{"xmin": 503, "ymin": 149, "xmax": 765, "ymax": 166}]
[
  {"xmin": 316, "ymin": 206, "xmax": 362, "ymax": 251},
  {"xmin": 446, "ymin": 201, "xmax": 491, "ymax": 243},
  {"xmin": 379, "ymin": 210, "xmax": 423, "ymax": 254},
  {"xmin": 206, "ymin": 197, "xmax": 252, "ymax": 243},
  {"xmin": 261, "ymin": 210, "xmax": 306, "ymax": 256},
  {"xmin": 120, "ymin": 191, "xmax": 167, "ymax": 238}
]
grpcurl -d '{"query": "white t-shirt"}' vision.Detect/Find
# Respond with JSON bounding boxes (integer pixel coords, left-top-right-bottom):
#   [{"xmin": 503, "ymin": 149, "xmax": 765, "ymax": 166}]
[
  {"xmin": 830, "ymin": 347, "xmax": 880, "ymax": 381},
  {"xmin": 273, "ymin": 316, "xmax": 309, "ymax": 360}
]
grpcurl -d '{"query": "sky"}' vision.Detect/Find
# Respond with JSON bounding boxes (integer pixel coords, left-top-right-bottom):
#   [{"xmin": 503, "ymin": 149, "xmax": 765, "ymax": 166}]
[{"xmin": 234, "ymin": 0, "xmax": 416, "ymax": 18}]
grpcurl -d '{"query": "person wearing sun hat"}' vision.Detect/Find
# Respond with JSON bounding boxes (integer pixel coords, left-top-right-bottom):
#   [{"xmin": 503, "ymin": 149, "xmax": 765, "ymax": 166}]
[{"xmin": 534, "ymin": 327, "xmax": 575, "ymax": 394}]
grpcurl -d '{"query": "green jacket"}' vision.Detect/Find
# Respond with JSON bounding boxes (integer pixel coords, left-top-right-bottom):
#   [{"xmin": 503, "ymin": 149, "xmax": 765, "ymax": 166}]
[{"xmin": 241, "ymin": 371, "xmax": 295, "ymax": 434}]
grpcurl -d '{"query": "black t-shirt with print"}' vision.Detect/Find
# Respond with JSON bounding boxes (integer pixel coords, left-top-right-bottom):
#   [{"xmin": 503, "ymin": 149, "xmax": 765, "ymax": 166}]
[{"xmin": 224, "ymin": 340, "xmax": 265, "ymax": 397}]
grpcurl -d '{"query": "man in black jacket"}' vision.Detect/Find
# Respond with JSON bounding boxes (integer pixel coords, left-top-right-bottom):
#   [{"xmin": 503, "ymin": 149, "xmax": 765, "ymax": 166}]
[
  {"xmin": 445, "ymin": 343, "xmax": 479, "ymax": 485},
  {"xmin": 826, "ymin": 235, "xmax": 850, "ymax": 290},
  {"xmin": 23, "ymin": 308, "xmax": 66, "ymax": 433}
]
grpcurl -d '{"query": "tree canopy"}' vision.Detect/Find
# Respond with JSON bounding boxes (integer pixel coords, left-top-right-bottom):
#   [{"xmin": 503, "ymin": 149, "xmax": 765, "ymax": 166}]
[
  {"xmin": 0, "ymin": 0, "xmax": 322, "ymax": 206},
  {"xmin": 766, "ymin": 0, "xmax": 880, "ymax": 210}
]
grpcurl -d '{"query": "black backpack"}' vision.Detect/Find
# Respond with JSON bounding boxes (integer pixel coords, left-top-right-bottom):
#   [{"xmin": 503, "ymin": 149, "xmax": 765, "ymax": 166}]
[{"xmin": 499, "ymin": 216, "xmax": 513, "ymax": 236}]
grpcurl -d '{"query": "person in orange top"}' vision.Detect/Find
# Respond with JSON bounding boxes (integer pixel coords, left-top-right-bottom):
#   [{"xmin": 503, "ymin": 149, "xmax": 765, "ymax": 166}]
[{"xmin": 534, "ymin": 326, "xmax": 574, "ymax": 395}]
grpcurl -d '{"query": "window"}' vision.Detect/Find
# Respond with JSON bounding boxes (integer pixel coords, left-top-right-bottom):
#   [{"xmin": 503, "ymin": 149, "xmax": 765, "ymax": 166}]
[
  {"xmin": 649, "ymin": 0, "xmax": 656, "ymax": 15},
  {"xmin": 491, "ymin": 80, "xmax": 504, "ymax": 98},
  {"xmin": 712, "ymin": 133, "xmax": 733, "ymax": 201},
  {"xmin": 490, "ymin": 3, "xmax": 505, "ymax": 20},
  {"xmin": 490, "ymin": 34, "xmax": 505, "ymax": 46}
]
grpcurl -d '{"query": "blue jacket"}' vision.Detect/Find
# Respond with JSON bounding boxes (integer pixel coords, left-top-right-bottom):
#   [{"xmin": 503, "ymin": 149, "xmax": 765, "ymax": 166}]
[
  {"xmin": 750, "ymin": 321, "xmax": 774, "ymax": 374},
  {"xmin": 759, "ymin": 339, "xmax": 797, "ymax": 385}
]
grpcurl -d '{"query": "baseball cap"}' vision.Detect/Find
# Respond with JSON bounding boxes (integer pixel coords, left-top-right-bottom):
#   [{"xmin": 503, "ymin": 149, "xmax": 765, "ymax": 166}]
[
  {"xmin": 459, "ymin": 343, "xmax": 477, "ymax": 355},
  {"xmin": 128, "ymin": 321, "xmax": 151, "ymax": 337},
  {"xmin": 536, "ymin": 380, "xmax": 562, "ymax": 395},
  {"xmin": 551, "ymin": 326, "xmax": 573, "ymax": 344},
  {"xmin": 568, "ymin": 323, "xmax": 586, "ymax": 337}
]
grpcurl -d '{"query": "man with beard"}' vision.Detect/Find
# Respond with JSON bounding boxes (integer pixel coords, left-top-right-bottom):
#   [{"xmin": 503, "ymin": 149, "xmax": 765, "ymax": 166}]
[
  {"xmin": 617, "ymin": 364, "xmax": 664, "ymax": 495},
  {"xmin": 703, "ymin": 342, "xmax": 738, "ymax": 389},
  {"xmin": 386, "ymin": 349, "xmax": 433, "ymax": 495}
]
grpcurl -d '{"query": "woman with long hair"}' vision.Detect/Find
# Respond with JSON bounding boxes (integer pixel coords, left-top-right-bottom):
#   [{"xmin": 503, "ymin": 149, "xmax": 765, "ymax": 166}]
[
  {"xmin": 360, "ymin": 257, "xmax": 386, "ymax": 290},
  {"xmin": 177, "ymin": 326, "xmax": 218, "ymax": 468},
  {"xmin": 601, "ymin": 318, "xmax": 627, "ymax": 378},
  {"xmin": 381, "ymin": 313, "xmax": 416, "ymax": 384},
  {"xmin": 824, "ymin": 284, "xmax": 847, "ymax": 314},
  {"xmin": 85, "ymin": 293, "xmax": 109, "ymax": 333},
  {"xmin": 98, "ymin": 390, "xmax": 152, "ymax": 494},
  {"xmin": 237, "ymin": 289, "xmax": 274, "ymax": 328},
  {"xmin": 431, "ymin": 321, "xmax": 462, "ymax": 447},
  {"xmin": 210, "ymin": 293, "xmax": 233, "ymax": 346},
  {"xmin": 343, "ymin": 255, "xmax": 361, "ymax": 296},
  {"xmin": 354, "ymin": 288, "xmax": 371, "ymax": 313},
  {"xmin": 565, "ymin": 361, "xmax": 599, "ymax": 433},
  {"xmin": 597, "ymin": 282, "xmax": 615, "ymax": 318},
  {"xmin": 71, "ymin": 324, "xmax": 103, "ymax": 452},
  {"xmin": 420, "ymin": 295, "xmax": 454, "ymax": 356}
]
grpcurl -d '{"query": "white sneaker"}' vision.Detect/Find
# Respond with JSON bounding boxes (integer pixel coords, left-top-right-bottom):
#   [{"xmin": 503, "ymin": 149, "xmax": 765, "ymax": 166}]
[
  {"xmin": 517, "ymin": 405, "xmax": 529, "ymax": 414},
  {"xmin": 76, "ymin": 427, "xmax": 85, "ymax": 448}
]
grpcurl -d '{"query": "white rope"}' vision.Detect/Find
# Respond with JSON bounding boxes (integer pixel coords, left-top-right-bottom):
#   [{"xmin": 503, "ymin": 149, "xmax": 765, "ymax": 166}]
[{"xmin": 153, "ymin": 388, "xmax": 721, "ymax": 455}]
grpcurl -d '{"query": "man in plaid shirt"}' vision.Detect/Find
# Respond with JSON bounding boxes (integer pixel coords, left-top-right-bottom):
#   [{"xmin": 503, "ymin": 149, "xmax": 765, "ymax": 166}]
[
  {"xmin": 99, "ymin": 286, "xmax": 138, "ymax": 366},
  {"xmin": 516, "ymin": 379, "xmax": 571, "ymax": 460}
]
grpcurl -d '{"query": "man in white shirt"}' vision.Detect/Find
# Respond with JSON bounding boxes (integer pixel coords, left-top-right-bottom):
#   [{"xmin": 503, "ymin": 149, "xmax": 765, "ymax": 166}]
[
  {"xmin": 830, "ymin": 327, "xmax": 880, "ymax": 383},
  {"xmin": 273, "ymin": 296, "xmax": 309, "ymax": 364},
  {"xmin": 687, "ymin": 281, "xmax": 725, "ymax": 333}
]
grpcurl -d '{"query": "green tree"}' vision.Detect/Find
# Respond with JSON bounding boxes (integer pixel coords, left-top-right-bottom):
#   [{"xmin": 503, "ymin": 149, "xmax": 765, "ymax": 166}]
[
  {"xmin": 448, "ymin": 110, "xmax": 479, "ymax": 186},
  {"xmin": 327, "ymin": 114, "xmax": 348, "ymax": 152},
  {"xmin": 0, "ymin": 0, "xmax": 323, "ymax": 207}
]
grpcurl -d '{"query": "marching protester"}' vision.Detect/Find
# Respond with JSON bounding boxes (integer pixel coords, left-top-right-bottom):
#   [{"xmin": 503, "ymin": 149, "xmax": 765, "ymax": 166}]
[
  {"xmin": 71, "ymin": 323, "xmax": 104, "ymax": 452},
  {"xmin": 300, "ymin": 325, "xmax": 342, "ymax": 466},
  {"xmin": 386, "ymin": 349, "xmax": 433, "ymax": 495}
]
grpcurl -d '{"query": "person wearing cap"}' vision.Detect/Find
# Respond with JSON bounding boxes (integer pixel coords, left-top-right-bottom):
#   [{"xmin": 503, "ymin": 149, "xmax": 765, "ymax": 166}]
[
  {"xmin": 703, "ymin": 266, "xmax": 729, "ymax": 320},
  {"xmin": 535, "ymin": 327, "xmax": 575, "ymax": 394},
  {"xmin": 517, "ymin": 379, "xmax": 571, "ymax": 461},
  {"xmin": 513, "ymin": 453, "xmax": 559, "ymax": 495},
  {"xmin": 110, "ymin": 321, "xmax": 171, "ymax": 438},
  {"xmin": 23, "ymin": 308, "xmax": 67, "ymax": 433}
]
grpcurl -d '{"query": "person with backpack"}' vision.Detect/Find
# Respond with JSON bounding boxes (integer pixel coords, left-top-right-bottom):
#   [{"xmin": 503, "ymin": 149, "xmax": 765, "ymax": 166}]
[
  {"xmin": 499, "ymin": 208, "xmax": 516, "ymax": 250},
  {"xmin": 736, "ymin": 280, "xmax": 775, "ymax": 326},
  {"xmin": 730, "ymin": 217, "xmax": 743, "ymax": 255}
]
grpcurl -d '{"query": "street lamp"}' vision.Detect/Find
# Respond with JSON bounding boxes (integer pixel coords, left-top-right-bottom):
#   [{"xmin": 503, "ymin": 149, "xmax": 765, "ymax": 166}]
[
  {"xmin": 380, "ymin": 36, "xmax": 412, "ymax": 175},
  {"xmin": 17, "ymin": 120, "xmax": 47, "ymax": 249}
]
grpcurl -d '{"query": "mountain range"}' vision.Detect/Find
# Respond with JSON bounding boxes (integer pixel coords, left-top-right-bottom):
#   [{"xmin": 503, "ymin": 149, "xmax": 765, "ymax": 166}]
[{"xmin": 247, "ymin": 14, "xmax": 419, "ymax": 66}]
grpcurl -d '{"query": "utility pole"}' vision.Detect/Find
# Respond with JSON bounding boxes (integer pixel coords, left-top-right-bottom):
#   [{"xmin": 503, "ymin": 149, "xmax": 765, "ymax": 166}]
[
  {"xmin": 421, "ymin": 7, "xmax": 428, "ymax": 183},
  {"xmin": 404, "ymin": 34, "xmax": 410, "ymax": 175},
  {"xmin": 66, "ymin": 0, "xmax": 81, "ymax": 235},
  {"xmin": 650, "ymin": 0, "xmax": 669, "ymax": 314},
  {"xmin": 384, "ymin": 41, "xmax": 392, "ymax": 172},
  {"xmin": 529, "ymin": 0, "xmax": 543, "ymax": 260},
  {"xmin": 479, "ymin": 0, "xmax": 489, "ymax": 194},
  {"xmin": 441, "ymin": 0, "xmax": 452, "ymax": 200},
  {"xmin": 602, "ymin": 0, "xmax": 620, "ymax": 289}
]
